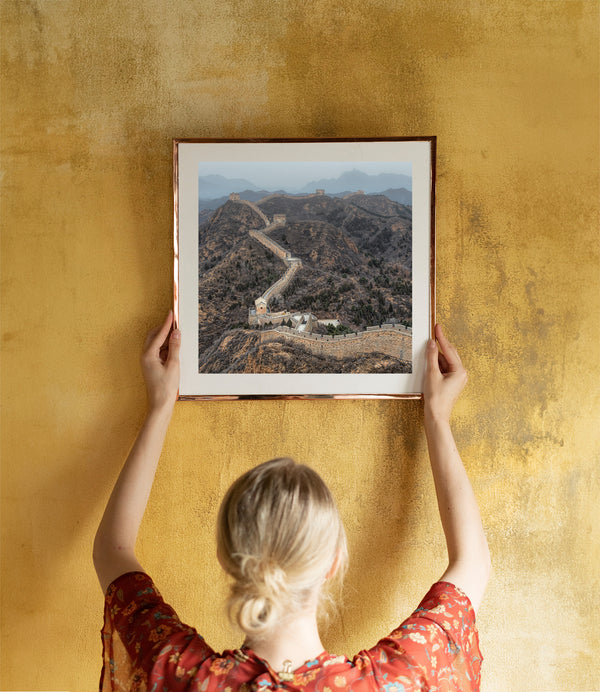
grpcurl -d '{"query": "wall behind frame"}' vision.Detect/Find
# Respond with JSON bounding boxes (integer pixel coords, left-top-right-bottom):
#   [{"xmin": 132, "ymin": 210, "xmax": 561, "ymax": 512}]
[{"xmin": 1, "ymin": 2, "xmax": 598, "ymax": 690}]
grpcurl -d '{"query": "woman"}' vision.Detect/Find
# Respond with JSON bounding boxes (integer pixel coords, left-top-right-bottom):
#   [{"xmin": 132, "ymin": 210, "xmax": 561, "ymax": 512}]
[{"xmin": 94, "ymin": 313, "xmax": 491, "ymax": 691}]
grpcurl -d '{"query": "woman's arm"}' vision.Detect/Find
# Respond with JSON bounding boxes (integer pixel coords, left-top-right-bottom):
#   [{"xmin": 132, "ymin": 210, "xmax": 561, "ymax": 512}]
[
  {"xmin": 423, "ymin": 324, "xmax": 491, "ymax": 612},
  {"xmin": 93, "ymin": 312, "xmax": 181, "ymax": 593}
]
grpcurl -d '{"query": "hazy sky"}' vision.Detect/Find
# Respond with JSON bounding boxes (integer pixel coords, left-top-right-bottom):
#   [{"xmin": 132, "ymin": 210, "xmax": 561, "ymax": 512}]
[{"xmin": 197, "ymin": 161, "xmax": 412, "ymax": 190}]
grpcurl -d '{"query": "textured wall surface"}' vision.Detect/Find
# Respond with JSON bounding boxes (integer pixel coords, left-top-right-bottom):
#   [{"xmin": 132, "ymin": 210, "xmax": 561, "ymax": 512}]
[{"xmin": 1, "ymin": 2, "xmax": 598, "ymax": 690}]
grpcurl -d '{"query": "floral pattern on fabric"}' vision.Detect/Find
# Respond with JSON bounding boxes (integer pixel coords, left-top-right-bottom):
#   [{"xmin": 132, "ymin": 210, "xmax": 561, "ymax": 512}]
[{"xmin": 100, "ymin": 572, "xmax": 481, "ymax": 691}]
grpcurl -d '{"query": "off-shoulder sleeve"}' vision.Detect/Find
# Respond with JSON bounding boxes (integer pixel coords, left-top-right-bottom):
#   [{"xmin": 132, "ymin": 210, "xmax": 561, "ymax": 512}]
[
  {"xmin": 362, "ymin": 581, "xmax": 482, "ymax": 691},
  {"xmin": 100, "ymin": 571, "xmax": 214, "ymax": 692}
]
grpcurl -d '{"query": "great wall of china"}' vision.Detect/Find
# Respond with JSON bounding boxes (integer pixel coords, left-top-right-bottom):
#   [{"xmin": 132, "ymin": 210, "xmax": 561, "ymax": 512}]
[
  {"xmin": 228, "ymin": 192, "xmax": 412, "ymax": 361},
  {"xmin": 230, "ymin": 193, "xmax": 303, "ymax": 323},
  {"xmin": 252, "ymin": 189, "xmax": 365, "ymax": 206},
  {"xmin": 260, "ymin": 323, "xmax": 412, "ymax": 361}
]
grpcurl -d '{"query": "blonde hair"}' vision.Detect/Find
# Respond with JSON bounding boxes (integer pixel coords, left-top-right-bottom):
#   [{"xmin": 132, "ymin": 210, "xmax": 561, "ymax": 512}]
[{"xmin": 216, "ymin": 457, "xmax": 347, "ymax": 638}]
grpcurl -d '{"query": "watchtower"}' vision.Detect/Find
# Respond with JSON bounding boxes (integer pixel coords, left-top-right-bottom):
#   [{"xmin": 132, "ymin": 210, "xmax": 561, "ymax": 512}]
[
  {"xmin": 229, "ymin": 192, "xmax": 240, "ymax": 201},
  {"xmin": 255, "ymin": 297, "xmax": 268, "ymax": 315},
  {"xmin": 316, "ymin": 189, "xmax": 325, "ymax": 196},
  {"xmin": 273, "ymin": 214, "xmax": 286, "ymax": 224}
]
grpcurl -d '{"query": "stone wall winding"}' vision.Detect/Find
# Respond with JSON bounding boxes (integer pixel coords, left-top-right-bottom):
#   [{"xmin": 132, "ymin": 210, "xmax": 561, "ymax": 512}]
[
  {"xmin": 249, "ymin": 228, "xmax": 290, "ymax": 261},
  {"xmin": 262, "ymin": 261, "xmax": 302, "ymax": 302},
  {"xmin": 260, "ymin": 324, "xmax": 412, "ymax": 360},
  {"xmin": 236, "ymin": 198, "xmax": 270, "ymax": 225}
]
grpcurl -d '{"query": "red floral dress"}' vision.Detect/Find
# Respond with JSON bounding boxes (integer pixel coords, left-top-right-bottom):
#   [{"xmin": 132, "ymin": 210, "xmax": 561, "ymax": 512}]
[{"xmin": 100, "ymin": 572, "xmax": 482, "ymax": 691}]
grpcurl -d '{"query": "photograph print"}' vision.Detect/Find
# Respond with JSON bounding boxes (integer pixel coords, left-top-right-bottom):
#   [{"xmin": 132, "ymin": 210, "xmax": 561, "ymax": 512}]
[{"xmin": 175, "ymin": 139, "xmax": 435, "ymax": 398}]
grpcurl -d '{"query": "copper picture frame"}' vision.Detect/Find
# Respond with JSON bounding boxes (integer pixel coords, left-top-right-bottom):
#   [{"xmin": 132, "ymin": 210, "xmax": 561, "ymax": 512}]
[{"xmin": 174, "ymin": 137, "xmax": 436, "ymax": 400}]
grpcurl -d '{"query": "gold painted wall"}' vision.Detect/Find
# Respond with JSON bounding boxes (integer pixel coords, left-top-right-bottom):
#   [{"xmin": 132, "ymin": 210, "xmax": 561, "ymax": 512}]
[{"xmin": 1, "ymin": 2, "xmax": 598, "ymax": 690}]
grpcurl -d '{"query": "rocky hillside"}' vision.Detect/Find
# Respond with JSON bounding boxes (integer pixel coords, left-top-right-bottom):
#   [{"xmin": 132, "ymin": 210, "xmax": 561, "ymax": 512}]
[
  {"xmin": 197, "ymin": 203, "xmax": 286, "ymax": 355},
  {"xmin": 257, "ymin": 194, "xmax": 412, "ymax": 331},
  {"xmin": 197, "ymin": 193, "xmax": 413, "ymax": 372},
  {"xmin": 198, "ymin": 328, "xmax": 411, "ymax": 374}
]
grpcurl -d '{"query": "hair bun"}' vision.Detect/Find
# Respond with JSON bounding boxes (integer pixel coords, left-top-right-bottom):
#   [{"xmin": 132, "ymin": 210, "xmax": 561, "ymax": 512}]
[{"xmin": 234, "ymin": 556, "xmax": 289, "ymax": 634}]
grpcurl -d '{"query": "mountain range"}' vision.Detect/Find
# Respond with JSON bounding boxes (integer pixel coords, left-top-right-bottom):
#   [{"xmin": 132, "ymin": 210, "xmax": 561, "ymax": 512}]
[
  {"xmin": 298, "ymin": 169, "xmax": 411, "ymax": 194},
  {"xmin": 198, "ymin": 169, "xmax": 412, "ymax": 210},
  {"xmin": 198, "ymin": 188, "xmax": 412, "ymax": 215}
]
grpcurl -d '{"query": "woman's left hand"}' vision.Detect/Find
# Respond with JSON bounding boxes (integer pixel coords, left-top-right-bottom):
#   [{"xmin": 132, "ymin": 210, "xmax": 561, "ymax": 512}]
[{"xmin": 140, "ymin": 311, "xmax": 181, "ymax": 412}]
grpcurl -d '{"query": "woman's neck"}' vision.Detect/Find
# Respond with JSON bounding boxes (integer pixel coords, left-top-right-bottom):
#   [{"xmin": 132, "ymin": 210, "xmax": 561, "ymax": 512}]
[{"xmin": 244, "ymin": 608, "xmax": 325, "ymax": 673}]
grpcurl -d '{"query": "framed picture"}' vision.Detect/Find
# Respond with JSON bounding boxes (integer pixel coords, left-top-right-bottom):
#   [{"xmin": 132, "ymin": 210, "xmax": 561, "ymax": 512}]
[{"xmin": 174, "ymin": 138, "xmax": 435, "ymax": 399}]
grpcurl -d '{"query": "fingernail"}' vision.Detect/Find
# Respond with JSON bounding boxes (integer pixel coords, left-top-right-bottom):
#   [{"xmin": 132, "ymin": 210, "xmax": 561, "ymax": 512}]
[
  {"xmin": 427, "ymin": 339, "xmax": 436, "ymax": 349},
  {"xmin": 172, "ymin": 329, "xmax": 181, "ymax": 340}
]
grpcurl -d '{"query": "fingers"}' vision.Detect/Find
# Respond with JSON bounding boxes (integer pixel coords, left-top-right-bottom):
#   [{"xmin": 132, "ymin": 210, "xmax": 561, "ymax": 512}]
[
  {"xmin": 145, "ymin": 311, "xmax": 174, "ymax": 354},
  {"xmin": 434, "ymin": 324, "xmax": 463, "ymax": 372},
  {"xmin": 438, "ymin": 350, "xmax": 450, "ymax": 374},
  {"xmin": 166, "ymin": 327, "xmax": 181, "ymax": 366},
  {"xmin": 426, "ymin": 338, "xmax": 440, "ymax": 374}
]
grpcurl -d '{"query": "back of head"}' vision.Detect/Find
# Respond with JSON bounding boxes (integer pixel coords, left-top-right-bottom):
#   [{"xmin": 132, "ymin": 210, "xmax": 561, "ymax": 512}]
[{"xmin": 216, "ymin": 457, "xmax": 347, "ymax": 638}]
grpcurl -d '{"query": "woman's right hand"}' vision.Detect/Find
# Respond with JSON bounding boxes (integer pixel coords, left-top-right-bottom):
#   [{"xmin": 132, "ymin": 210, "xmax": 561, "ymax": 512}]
[{"xmin": 423, "ymin": 324, "xmax": 468, "ymax": 423}]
